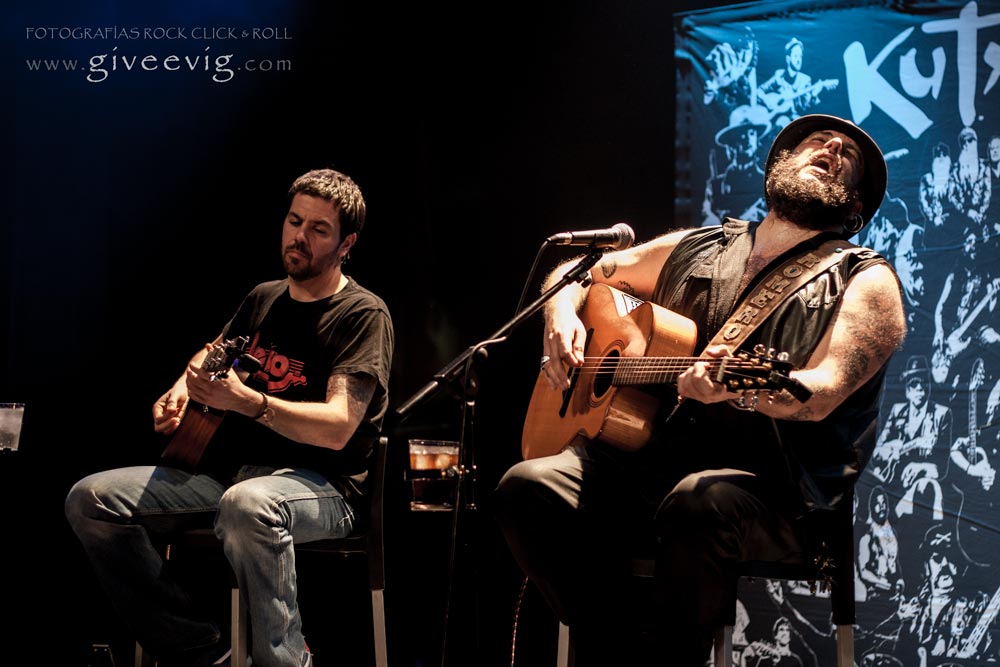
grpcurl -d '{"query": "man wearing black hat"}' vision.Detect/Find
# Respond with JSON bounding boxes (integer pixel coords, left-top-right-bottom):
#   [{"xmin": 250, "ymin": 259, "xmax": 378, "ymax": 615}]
[
  {"xmin": 495, "ymin": 114, "xmax": 907, "ymax": 665},
  {"xmin": 871, "ymin": 356, "xmax": 952, "ymax": 489},
  {"xmin": 702, "ymin": 104, "xmax": 771, "ymax": 225}
]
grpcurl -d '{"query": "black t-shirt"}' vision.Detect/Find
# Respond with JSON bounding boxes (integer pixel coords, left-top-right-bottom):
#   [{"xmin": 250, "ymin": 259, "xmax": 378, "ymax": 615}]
[{"xmin": 200, "ymin": 278, "xmax": 394, "ymax": 494}]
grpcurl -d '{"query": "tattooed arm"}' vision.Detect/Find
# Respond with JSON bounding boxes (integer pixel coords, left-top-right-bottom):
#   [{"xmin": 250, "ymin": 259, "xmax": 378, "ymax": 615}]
[
  {"xmin": 539, "ymin": 229, "xmax": 691, "ymax": 389},
  {"xmin": 678, "ymin": 262, "xmax": 907, "ymax": 421},
  {"xmin": 246, "ymin": 372, "xmax": 377, "ymax": 450},
  {"xmin": 179, "ymin": 336, "xmax": 377, "ymax": 451},
  {"xmin": 261, "ymin": 373, "xmax": 376, "ymax": 449}
]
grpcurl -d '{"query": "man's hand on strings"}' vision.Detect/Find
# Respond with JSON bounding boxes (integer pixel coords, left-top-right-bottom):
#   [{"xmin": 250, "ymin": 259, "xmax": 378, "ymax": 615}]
[
  {"xmin": 186, "ymin": 358, "xmax": 253, "ymax": 413},
  {"xmin": 540, "ymin": 308, "xmax": 586, "ymax": 391},
  {"xmin": 677, "ymin": 345, "xmax": 741, "ymax": 405}
]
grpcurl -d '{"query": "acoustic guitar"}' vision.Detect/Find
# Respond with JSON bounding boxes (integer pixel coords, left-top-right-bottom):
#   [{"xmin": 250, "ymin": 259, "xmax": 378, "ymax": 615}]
[
  {"xmin": 521, "ymin": 285, "xmax": 811, "ymax": 460},
  {"xmin": 760, "ymin": 78, "xmax": 839, "ymax": 120},
  {"xmin": 160, "ymin": 335, "xmax": 261, "ymax": 472}
]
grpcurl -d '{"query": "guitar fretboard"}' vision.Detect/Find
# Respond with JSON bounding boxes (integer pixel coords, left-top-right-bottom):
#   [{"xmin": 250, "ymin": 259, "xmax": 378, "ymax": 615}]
[{"xmin": 610, "ymin": 357, "xmax": 722, "ymax": 386}]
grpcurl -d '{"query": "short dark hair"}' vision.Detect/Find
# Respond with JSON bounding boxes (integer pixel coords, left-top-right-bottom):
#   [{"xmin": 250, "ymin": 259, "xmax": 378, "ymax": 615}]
[{"xmin": 288, "ymin": 169, "xmax": 366, "ymax": 240}]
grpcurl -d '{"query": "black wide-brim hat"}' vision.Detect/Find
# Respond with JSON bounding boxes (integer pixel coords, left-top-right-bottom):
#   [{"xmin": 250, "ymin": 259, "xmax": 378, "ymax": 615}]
[
  {"xmin": 764, "ymin": 114, "xmax": 888, "ymax": 227},
  {"xmin": 899, "ymin": 355, "xmax": 931, "ymax": 381}
]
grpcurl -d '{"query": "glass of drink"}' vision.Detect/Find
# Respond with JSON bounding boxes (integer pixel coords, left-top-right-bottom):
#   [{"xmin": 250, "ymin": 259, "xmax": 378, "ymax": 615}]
[
  {"xmin": 408, "ymin": 439, "xmax": 460, "ymax": 511},
  {"xmin": 0, "ymin": 403, "xmax": 26, "ymax": 452}
]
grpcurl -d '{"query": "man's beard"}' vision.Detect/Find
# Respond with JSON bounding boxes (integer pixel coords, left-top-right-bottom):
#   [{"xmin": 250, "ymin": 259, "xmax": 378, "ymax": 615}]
[
  {"xmin": 765, "ymin": 150, "xmax": 859, "ymax": 230},
  {"xmin": 282, "ymin": 242, "xmax": 339, "ymax": 280},
  {"xmin": 958, "ymin": 145, "xmax": 978, "ymax": 183}
]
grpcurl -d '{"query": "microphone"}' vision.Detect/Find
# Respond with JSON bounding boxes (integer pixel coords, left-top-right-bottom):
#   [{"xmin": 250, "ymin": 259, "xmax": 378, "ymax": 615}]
[{"xmin": 546, "ymin": 222, "xmax": 635, "ymax": 250}]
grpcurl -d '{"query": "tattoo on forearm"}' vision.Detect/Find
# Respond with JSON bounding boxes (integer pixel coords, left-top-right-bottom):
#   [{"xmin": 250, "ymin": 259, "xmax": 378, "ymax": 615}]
[
  {"xmin": 844, "ymin": 308, "xmax": 886, "ymax": 388},
  {"xmin": 600, "ymin": 260, "xmax": 618, "ymax": 279},
  {"xmin": 328, "ymin": 373, "xmax": 377, "ymax": 420},
  {"xmin": 844, "ymin": 346, "xmax": 871, "ymax": 389},
  {"xmin": 769, "ymin": 390, "xmax": 797, "ymax": 407},
  {"xmin": 786, "ymin": 406, "xmax": 815, "ymax": 421},
  {"xmin": 618, "ymin": 280, "xmax": 635, "ymax": 294},
  {"xmin": 769, "ymin": 389, "xmax": 813, "ymax": 421}
]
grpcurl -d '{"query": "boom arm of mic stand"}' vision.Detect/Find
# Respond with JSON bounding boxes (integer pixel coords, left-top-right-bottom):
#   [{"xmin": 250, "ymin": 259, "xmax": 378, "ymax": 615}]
[{"xmin": 393, "ymin": 247, "xmax": 604, "ymax": 422}]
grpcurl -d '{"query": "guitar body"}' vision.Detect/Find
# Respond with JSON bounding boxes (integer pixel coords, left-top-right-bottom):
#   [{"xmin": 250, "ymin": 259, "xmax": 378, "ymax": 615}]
[
  {"xmin": 521, "ymin": 285, "xmax": 697, "ymax": 460},
  {"xmin": 158, "ymin": 335, "xmax": 257, "ymax": 473},
  {"xmin": 869, "ymin": 438, "xmax": 904, "ymax": 484},
  {"xmin": 160, "ymin": 404, "xmax": 226, "ymax": 472}
]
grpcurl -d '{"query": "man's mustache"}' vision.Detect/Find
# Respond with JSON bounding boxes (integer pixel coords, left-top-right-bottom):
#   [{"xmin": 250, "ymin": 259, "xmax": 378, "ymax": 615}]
[{"xmin": 285, "ymin": 242, "xmax": 311, "ymax": 259}]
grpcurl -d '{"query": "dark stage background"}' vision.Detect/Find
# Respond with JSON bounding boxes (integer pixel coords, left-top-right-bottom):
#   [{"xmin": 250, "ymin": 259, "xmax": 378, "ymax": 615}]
[
  {"xmin": 7, "ymin": 2, "xmax": 735, "ymax": 666},
  {"xmin": 12, "ymin": 1, "xmax": 997, "ymax": 666}
]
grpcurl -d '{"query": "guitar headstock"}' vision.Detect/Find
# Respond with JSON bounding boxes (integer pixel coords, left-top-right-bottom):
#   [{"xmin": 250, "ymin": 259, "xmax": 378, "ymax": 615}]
[
  {"xmin": 203, "ymin": 336, "xmax": 261, "ymax": 378},
  {"xmin": 972, "ymin": 357, "xmax": 986, "ymax": 392},
  {"xmin": 715, "ymin": 346, "xmax": 813, "ymax": 403}
]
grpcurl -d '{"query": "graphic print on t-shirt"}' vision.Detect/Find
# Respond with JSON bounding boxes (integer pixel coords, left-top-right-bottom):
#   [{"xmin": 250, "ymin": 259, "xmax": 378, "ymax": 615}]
[{"xmin": 247, "ymin": 331, "xmax": 308, "ymax": 393}]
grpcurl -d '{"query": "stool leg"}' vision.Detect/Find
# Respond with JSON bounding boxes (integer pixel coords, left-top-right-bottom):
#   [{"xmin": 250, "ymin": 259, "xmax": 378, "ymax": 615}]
[
  {"xmin": 135, "ymin": 642, "xmax": 154, "ymax": 667},
  {"xmin": 713, "ymin": 626, "xmax": 733, "ymax": 667},
  {"xmin": 372, "ymin": 589, "xmax": 388, "ymax": 667},
  {"xmin": 231, "ymin": 586, "xmax": 249, "ymax": 667},
  {"xmin": 835, "ymin": 624, "xmax": 854, "ymax": 667},
  {"xmin": 556, "ymin": 622, "xmax": 574, "ymax": 667}
]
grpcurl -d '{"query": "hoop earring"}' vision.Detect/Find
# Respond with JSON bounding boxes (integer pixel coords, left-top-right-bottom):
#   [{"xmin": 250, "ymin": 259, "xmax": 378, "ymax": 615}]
[{"xmin": 844, "ymin": 214, "xmax": 864, "ymax": 235}]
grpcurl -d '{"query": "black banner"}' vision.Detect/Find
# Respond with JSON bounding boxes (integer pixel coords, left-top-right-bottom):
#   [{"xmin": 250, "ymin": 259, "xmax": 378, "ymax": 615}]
[{"xmin": 676, "ymin": 1, "xmax": 1000, "ymax": 664}]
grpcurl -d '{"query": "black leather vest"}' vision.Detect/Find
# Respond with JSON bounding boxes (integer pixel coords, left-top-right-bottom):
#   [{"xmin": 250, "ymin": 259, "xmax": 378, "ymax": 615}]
[{"xmin": 650, "ymin": 219, "xmax": 894, "ymax": 513}]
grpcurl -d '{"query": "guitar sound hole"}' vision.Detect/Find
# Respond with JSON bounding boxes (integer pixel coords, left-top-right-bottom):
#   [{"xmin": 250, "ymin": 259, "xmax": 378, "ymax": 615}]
[{"xmin": 592, "ymin": 350, "xmax": 619, "ymax": 399}]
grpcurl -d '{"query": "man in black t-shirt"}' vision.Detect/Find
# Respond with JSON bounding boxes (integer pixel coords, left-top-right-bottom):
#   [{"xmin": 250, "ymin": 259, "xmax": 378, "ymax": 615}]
[{"xmin": 66, "ymin": 169, "xmax": 394, "ymax": 667}]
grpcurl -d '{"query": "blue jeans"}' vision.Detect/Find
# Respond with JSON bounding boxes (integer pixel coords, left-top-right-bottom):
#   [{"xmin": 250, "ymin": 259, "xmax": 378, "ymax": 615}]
[{"xmin": 65, "ymin": 464, "xmax": 356, "ymax": 667}]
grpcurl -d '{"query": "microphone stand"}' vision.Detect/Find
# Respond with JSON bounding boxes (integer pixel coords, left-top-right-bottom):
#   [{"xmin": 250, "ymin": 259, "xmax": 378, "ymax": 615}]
[
  {"xmin": 393, "ymin": 245, "xmax": 605, "ymax": 667},
  {"xmin": 393, "ymin": 245, "xmax": 603, "ymax": 423}
]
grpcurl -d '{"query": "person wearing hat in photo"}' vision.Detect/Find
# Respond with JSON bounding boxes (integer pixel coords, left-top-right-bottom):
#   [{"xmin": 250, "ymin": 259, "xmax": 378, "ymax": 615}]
[
  {"xmin": 494, "ymin": 113, "xmax": 906, "ymax": 665},
  {"xmin": 703, "ymin": 104, "xmax": 772, "ymax": 226},
  {"xmin": 872, "ymin": 356, "xmax": 952, "ymax": 487},
  {"xmin": 889, "ymin": 523, "xmax": 997, "ymax": 662},
  {"xmin": 871, "ymin": 356, "xmax": 952, "ymax": 541}
]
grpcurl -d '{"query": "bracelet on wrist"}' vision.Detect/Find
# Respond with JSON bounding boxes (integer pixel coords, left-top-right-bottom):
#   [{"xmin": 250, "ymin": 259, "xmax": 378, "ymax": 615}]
[{"xmin": 252, "ymin": 391, "xmax": 269, "ymax": 420}]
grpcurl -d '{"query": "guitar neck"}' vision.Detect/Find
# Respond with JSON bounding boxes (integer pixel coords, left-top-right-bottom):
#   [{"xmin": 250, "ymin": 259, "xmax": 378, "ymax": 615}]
[
  {"xmin": 957, "ymin": 582, "xmax": 1000, "ymax": 658},
  {"xmin": 609, "ymin": 354, "xmax": 812, "ymax": 402},
  {"xmin": 970, "ymin": 389, "xmax": 978, "ymax": 450},
  {"xmin": 612, "ymin": 356, "xmax": 711, "ymax": 386}
]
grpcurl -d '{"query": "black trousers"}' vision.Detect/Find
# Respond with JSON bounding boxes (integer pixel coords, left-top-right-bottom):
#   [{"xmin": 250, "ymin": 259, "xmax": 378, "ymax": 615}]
[{"xmin": 493, "ymin": 440, "xmax": 808, "ymax": 667}]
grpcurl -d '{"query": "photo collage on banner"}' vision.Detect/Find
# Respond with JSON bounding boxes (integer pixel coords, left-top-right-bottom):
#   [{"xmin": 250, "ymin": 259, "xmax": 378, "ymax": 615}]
[{"xmin": 676, "ymin": 1, "xmax": 1000, "ymax": 665}]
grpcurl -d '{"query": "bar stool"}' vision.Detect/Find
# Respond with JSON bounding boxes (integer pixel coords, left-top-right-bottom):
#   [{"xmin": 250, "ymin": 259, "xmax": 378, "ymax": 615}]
[
  {"xmin": 135, "ymin": 435, "xmax": 390, "ymax": 667},
  {"xmin": 714, "ymin": 490, "xmax": 856, "ymax": 667},
  {"xmin": 556, "ymin": 490, "xmax": 856, "ymax": 667}
]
